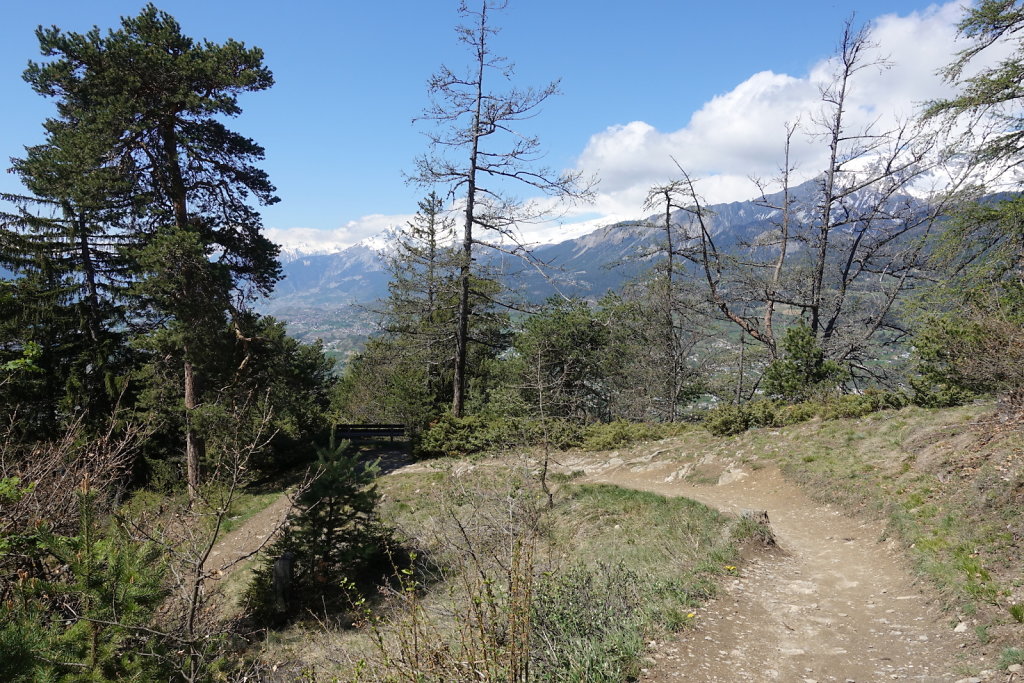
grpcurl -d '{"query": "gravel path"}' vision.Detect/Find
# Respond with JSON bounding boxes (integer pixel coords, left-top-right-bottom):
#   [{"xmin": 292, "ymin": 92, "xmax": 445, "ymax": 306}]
[
  {"xmin": 204, "ymin": 492, "xmax": 294, "ymax": 578},
  {"xmin": 553, "ymin": 451, "xmax": 1002, "ymax": 683}
]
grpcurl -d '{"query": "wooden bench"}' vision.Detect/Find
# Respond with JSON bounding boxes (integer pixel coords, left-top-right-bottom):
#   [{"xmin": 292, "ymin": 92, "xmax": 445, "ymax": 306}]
[{"xmin": 334, "ymin": 424, "xmax": 406, "ymax": 441}]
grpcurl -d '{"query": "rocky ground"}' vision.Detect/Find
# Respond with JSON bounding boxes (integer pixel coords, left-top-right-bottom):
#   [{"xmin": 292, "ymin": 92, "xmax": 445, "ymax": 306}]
[{"xmin": 553, "ymin": 448, "xmax": 1015, "ymax": 683}]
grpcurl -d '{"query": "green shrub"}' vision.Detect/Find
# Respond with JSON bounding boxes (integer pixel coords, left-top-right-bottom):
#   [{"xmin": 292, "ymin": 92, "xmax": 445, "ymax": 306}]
[
  {"xmin": 704, "ymin": 392, "xmax": 908, "ymax": 436},
  {"xmin": 746, "ymin": 400, "xmax": 781, "ymax": 428},
  {"xmin": 762, "ymin": 321, "xmax": 849, "ymax": 402},
  {"xmin": 417, "ymin": 415, "xmax": 490, "ymax": 456},
  {"xmin": 909, "ymin": 375, "xmax": 975, "ymax": 408},
  {"xmin": 582, "ymin": 420, "xmax": 647, "ymax": 450},
  {"xmin": 533, "ymin": 418, "xmax": 586, "ymax": 450},
  {"xmin": 417, "ymin": 415, "xmax": 587, "ymax": 456},
  {"xmin": 774, "ymin": 401, "xmax": 817, "ymax": 425},
  {"xmin": 1, "ymin": 493, "xmax": 170, "ymax": 681},
  {"xmin": 246, "ymin": 440, "xmax": 399, "ymax": 624},
  {"xmin": 704, "ymin": 404, "xmax": 753, "ymax": 436},
  {"xmin": 821, "ymin": 390, "xmax": 909, "ymax": 419},
  {"xmin": 577, "ymin": 420, "xmax": 691, "ymax": 451},
  {"xmin": 417, "ymin": 414, "xmax": 697, "ymax": 456}
]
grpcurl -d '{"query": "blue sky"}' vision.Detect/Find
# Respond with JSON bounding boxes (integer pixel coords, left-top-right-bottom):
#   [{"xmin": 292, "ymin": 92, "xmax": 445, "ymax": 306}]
[{"xmin": 0, "ymin": 1, "xmax": 989, "ymax": 251}]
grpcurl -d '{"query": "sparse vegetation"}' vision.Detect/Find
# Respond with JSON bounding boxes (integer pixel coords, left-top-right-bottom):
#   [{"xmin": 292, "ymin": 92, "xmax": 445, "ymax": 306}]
[
  {"xmin": 4, "ymin": 0, "xmax": 1024, "ymax": 678},
  {"xmin": 703, "ymin": 391, "xmax": 909, "ymax": 436},
  {"xmin": 251, "ymin": 462, "xmax": 741, "ymax": 679}
]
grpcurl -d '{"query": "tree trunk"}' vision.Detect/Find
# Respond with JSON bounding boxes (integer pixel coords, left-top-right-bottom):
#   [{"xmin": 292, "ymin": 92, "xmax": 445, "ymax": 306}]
[
  {"xmin": 183, "ymin": 352, "xmax": 203, "ymax": 500},
  {"xmin": 161, "ymin": 117, "xmax": 208, "ymax": 496},
  {"xmin": 452, "ymin": 248, "xmax": 471, "ymax": 418},
  {"xmin": 451, "ymin": 3, "xmax": 488, "ymax": 418}
]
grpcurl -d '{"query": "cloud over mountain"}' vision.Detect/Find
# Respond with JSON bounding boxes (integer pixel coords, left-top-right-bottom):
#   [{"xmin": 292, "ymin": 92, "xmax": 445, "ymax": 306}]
[
  {"xmin": 573, "ymin": 3, "xmax": 1001, "ymax": 217},
  {"xmin": 270, "ymin": 2, "xmax": 1008, "ymax": 254}
]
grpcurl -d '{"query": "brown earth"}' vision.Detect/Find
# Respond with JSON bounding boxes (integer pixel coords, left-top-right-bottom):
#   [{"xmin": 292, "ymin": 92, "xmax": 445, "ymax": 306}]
[
  {"xmin": 212, "ymin": 439, "xmax": 1016, "ymax": 681},
  {"xmin": 204, "ymin": 492, "xmax": 295, "ymax": 579},
  {"xmin": 549, "ymin": 448, "xmax": 1009, "ymax": 683}
]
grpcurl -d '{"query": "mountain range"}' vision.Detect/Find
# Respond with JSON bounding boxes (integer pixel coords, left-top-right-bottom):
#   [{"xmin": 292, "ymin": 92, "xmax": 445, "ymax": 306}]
[{"xmin": 261, "ymin": 182, "xmax": 814, "ymax": 318}]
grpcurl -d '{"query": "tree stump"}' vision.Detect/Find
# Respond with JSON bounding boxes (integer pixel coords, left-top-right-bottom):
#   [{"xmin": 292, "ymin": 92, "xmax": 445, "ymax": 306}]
[
  {"xmin": 740, "ymin": 508, "xmax": 776, "ymax": 546},
  {"xmin": 272, "ymin": 551, "xmax": 296, "ymax": 614}
]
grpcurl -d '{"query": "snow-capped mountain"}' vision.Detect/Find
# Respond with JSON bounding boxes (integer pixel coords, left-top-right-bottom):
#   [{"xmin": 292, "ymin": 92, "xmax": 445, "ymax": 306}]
[{"xmin": 260, "ymin": 176, "xmax": 933, "ymax": 315}]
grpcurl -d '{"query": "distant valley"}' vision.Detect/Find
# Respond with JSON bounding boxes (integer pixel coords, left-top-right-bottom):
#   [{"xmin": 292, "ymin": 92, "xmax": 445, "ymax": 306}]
[{"xmin": 259, "ymin": 180, "xmax": 834, "ymax": 357}]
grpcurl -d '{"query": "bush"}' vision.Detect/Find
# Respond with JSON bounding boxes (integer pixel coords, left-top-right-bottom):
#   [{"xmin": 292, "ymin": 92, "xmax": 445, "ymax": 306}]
[
  {"xmin": 416, "ymin": 415, "xmax": 491, "ymax": 456},
  {"xmin": 821, "ymin": 390, "xmax": 908, "ymax": 419},
  {"xmin": 582, "ymin": 420, "xmax": 651, "ymax": 450},
  {"xmin": 762, "ymin": 321, "xmax": 849, "ymax": 402},
  {"xmin": 703, "ymin": 404, "xmax": 753, "ymax": 436},
  {"xmin": 416, "ymin": 414, "xmax": 696, "ymax": 457},
  {"xmin": 704, "ymin": 392, "xmax": 908, "ymax": 436},
  {"xmin": 1, "ymin": 492, "xmax": 170, "ymax": 681},
  {"xmin": 246, "ymin": 440, "xmax": 399, "ymax": 624},
  {"xmin": 580, "ymin": 421, "xmax": 690, "ymax": 450},
  {"xmin": 908, "ymin": 375, "xmax": 975, "ymax": 409},
  {"xmin": 416, "ymin": 415, "xmax": 588, "ymax": 456}
]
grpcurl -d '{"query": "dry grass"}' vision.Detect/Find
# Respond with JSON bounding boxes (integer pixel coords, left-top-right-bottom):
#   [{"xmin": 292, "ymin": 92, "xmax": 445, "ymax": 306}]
[
  {"xmin": 253, "ymin": 455, "xmax": 741, "ymax": 681},
  {"xmin": 245, "ymin": 403, "xmax": 1024, "ymax": 675}
]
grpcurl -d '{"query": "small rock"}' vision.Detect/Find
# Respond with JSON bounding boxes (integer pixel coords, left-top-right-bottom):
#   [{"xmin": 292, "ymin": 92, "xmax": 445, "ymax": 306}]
[
  {"xmin": 953, "ymin": 622, "xmax": 969, "ymax": 633},
  {"xmin": 719, "ymin": 468, "xmax": 749, "ymax": 485},
  {"xmin": 953, "ymin": 678, "xmax": 982, "ymax": 683},
  {"xmin": 1008, "ymin": 664, "xmax": 1023, "ymax": 674}
]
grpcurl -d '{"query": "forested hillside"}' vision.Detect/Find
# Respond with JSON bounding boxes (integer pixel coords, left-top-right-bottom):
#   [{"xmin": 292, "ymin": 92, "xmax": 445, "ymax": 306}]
[{"xmin": 1, "ymin": 1, "xmax": 1023, "ymax": 680}]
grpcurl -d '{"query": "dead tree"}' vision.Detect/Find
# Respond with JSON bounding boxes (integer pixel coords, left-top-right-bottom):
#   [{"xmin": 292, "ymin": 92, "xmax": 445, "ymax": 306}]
[
  {"xmin": 410, "ymin": 0, "xmax": 595, "ymax": 416},
  {"xmin": 664, "ymin": 20, "xmax": 975, "ymax": 382}
]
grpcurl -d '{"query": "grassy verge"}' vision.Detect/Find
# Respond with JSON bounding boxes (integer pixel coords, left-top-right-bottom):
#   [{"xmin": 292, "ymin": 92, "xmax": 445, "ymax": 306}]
[{"xmin": 256, "ymin": 458, "xmax": 745, "ymax": 681}]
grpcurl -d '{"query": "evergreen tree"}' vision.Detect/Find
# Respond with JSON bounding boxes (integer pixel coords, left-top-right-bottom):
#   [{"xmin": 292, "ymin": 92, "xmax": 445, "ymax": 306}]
[
  {"xmin": 381, "ymin": 192, "xmax": 461, "ymax": 407},
  {"xmin": 598, "ymin": 282, "xmax": 706, "ymax": 422},
  {"xmin": 511, "ymin": 298, "xmax": 608, "ymax": 422},
  {"xmin": 762, "ymin": 320, "xmax": 848, "ymax": 402},
  {"xmin": 0, "ymin": 192, "xmax": 138, "ymax": 436},
  {"xmin": 247, "ymin": 440, "xmax": 395, "ymax": 622},
  {"xmin": 919, "ymin": 1, "xmax": 1024, "ymax": 410},
  {"xmin": 21, "ymin": 5, "xmax": 281, "ymax": 495}
]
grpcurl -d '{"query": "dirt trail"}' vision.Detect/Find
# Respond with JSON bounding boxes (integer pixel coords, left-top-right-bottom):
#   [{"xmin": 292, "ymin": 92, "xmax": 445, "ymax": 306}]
[
  {"xmin": 557, "ymin": 451, "xmax": 993, "ymax": 683},
  {"xmin": 204, "ymin": 493, "xmax": 294, "ymax": 578}
]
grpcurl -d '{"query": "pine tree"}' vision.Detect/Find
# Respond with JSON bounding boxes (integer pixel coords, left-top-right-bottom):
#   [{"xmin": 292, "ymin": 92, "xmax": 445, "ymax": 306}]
[
  {"xmin": 1, "ymin": 128, "xmax": 140, "ymax": 434},
  {"xmin": 382, "ymin": 191, "xmax": 460, "ymax": 404},
  {"xmin": 21, "ymin": 5, "xmax": 282, "ymax": 495}
]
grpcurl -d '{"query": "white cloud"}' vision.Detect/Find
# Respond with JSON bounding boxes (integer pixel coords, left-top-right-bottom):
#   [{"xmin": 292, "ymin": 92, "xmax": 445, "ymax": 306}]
[
  {"xmin": 572, "ymin": 2, "xmax": 1005, "ymax": 215},
  {"xmin": 266, "ymin": 213, "xmax": 413, "ymax": 254},
  {"xmin": 270, "ymin": 2, "xmax": 1012, "ymax": 251}
]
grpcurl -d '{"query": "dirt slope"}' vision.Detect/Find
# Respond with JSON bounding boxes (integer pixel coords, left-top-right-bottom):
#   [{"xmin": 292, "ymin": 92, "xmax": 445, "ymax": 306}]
[{"xmin": 554, "ymin": 450, "xmax": 1004, "ymax": 683}]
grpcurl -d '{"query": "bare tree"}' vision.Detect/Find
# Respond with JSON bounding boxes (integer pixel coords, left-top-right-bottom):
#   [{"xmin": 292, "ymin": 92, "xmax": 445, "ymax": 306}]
[
  {"xmin": 664, "ymin": 20, "xmax": 974, "ymax": 383},
  {"xmin": 639, "ymin": 179, "xmax": 712, "ymax": 419},
  {"xmin": 410, "ymin": 0, "xmax": 594, "ymax": 416}
]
